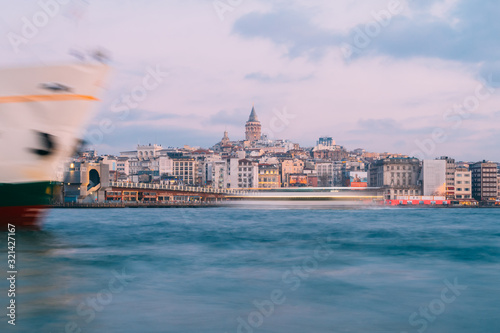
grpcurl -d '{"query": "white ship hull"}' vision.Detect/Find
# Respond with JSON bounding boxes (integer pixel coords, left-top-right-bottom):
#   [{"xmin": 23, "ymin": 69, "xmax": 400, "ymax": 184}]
[
  {"xmin": 0, "ymin": 63, "xmax": 108, "ymax": 184},
  {"xmin": 0, "ymin": 63, "xmax": 108, "ymax": 228}
]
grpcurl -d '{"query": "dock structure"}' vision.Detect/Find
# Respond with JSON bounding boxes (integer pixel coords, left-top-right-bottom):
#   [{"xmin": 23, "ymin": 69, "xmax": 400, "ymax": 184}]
[{"xmin": 101, "ymin": 181, "xmax": 249, "ymax": 203}]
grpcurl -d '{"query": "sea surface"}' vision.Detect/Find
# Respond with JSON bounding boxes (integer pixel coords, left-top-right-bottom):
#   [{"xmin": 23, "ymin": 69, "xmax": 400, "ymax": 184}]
[{"xmin": 1, "ymin": 207, "xmax": 499, "ymax": 333}]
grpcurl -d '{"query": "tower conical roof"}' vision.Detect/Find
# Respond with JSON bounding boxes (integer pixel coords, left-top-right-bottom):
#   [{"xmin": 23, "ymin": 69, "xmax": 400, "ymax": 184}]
[{"xmin": 248, "ymin": 106, "xmax": 259, "ymax": 122}]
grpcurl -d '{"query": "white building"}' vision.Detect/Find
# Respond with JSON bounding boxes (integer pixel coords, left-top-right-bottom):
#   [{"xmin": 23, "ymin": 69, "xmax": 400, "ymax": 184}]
[
  {"xmin": 159, "ymin": 156, "xmax": 173, "ymax": 176},
  {"xmin": 237, "ymin": 159, "xmax": 259, "ymax": 189},
  {"xmin": 423, "ymin": 160, "xmax": 446, "ymax": 196},
  {"xmin": 137, "ymin": 144, "xmax": 163, "ymax": 160},
  {"xmin": 120, "ymin": 144, "xmax": 164, "ymax": 160},
  {"xmin": 116, "ymin": 157, "xmax": 130, "ymax": 176},
  {"xmin": 211, "ymin": 160, "xmax": 228, "ymax": 189},
  {"xmin": 368, "ymin": 158, "xmax": 422, "ymax": 200},
  {"xmin": 217, "ymin": 158, "xmax": 258, "ymax": 189}
]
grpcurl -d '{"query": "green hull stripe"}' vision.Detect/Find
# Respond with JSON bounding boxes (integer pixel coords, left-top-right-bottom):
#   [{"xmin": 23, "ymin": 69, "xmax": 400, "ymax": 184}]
[{"xmin": 0, "ymin": 182, "xmax": 59, "ymax": 207}]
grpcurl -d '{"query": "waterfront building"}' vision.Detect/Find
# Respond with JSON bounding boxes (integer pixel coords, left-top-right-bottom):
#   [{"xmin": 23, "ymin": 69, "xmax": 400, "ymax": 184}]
[
  {"xmin": 315, "ymin": 161, "xmax": 335, "ymax": 187},
  {"xmin": 307, "ymin": 174, "xmax": 319, "ymax": 187},
  {"xmin": 245, "ymin": 106, "xmax": 261, "ymax": 142},
  {"xmin": 211, "ymin": 160, "xmax": 228, "ymax": 189},
  {"xmin": 341, "ymin": 161, "xmax": 366, "ymax": 187},
  {"xmin": 498, "ymin": 173, "xmax": 500, "ymax": 199},
  {"xmin": 238, "ymin": 159, "xmax": 259, "ymax": 189},
  {"xmin": 221, "ymin": 157, "xmax": 258, "ymax": 189},
  {"xmin": 471, "ymin": 161, "xmax": 498, "ymax": 202},
  {"xmin": 281, "ymin": 159, "xmax": 305, "ymax": 186},
  {"xmin": 172, "ymin": 157, "xmax": 197, "ymax": 185},
  {"xmin": 258, "ymin": 164, "xmax": 280, "ymax": 189},
  {"xmin": 63, "ymin": 161, "xmax": 109, "ymax": 203},
  {"xmin": 422, "ymin": 160, "xmax": 446, "ymax": 196},
  {"xmin": 368, "ymin": 157, "xmax": 422, "ymax": 200},
  {"xmin": 454, "ymin": 167, "xmax": 472, "ymax": 199},
  {"xmin": 437, "ymin": 156, "xmax": 456, "ymax": 199}
]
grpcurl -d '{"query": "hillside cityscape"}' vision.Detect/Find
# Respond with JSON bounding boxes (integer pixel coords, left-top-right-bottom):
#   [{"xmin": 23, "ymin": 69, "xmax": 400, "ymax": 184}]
[{"xmin": 64, "ymin": 106, "xmax": 500, "ymax": 206}]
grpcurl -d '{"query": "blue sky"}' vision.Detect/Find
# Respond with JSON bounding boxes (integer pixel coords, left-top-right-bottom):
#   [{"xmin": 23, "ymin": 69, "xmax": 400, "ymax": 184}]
[{"xmin": 0, "ymin": 0, "xmax": 499, "ymax": 161}]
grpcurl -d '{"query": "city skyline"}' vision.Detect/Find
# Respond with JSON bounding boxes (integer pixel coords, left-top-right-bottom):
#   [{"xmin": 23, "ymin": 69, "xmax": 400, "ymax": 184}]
[
  {"xmin": 101, "ymin": 105, "xmax": 498, "ymax": 165},
  {"xmin": 1, "ymin": 0, "xmax": 499, "ymax": 161}
]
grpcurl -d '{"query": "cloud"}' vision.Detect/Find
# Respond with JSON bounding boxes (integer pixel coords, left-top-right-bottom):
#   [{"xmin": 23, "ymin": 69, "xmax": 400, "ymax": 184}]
[
  {"xmin": 233, "ymin": 9, "xmax": 341, "ymax": 60},
  {"xmin": 245, "ymin": 72, "xmax": 288, "ymax": 83},
  {"xmin": 346, "ymin": 0, "xmax": 500, "ymax": 89},
  {"xmin": 244, "ymin": 71, "xmax": 313, "ymax": 83},
  {"xmin": 208, "ymin": 108, "xmax": 250, "ymax": 126}
]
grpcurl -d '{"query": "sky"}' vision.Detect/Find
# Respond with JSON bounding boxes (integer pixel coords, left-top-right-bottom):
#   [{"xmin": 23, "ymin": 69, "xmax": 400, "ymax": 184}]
[{"xmin": 1, "ymin": 0, "xmax": 499, "ymax": 161}]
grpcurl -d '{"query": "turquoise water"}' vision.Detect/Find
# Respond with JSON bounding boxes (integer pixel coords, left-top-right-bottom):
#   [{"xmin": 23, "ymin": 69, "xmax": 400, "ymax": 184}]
[{"xmin": 1, "ymin": 207, "xmax": 499, "ymax": 333}]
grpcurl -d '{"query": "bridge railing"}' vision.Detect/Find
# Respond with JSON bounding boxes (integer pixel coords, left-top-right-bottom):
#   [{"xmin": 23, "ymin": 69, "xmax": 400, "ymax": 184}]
[{"xmin": 109, "ymin": 181, "xmax": 248, "ymax": 195}]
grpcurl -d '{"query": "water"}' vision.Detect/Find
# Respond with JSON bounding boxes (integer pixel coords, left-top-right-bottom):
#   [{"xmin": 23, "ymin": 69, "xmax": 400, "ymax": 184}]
[{"xmin": 1, "ymin": 207, "xmax": 499, "ymax": 333}]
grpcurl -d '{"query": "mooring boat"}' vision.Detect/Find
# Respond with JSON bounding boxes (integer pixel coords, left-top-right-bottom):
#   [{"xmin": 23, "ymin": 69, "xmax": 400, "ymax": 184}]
[{"xmin": 0, "ymin": 63, "xmax": 107, "ymax": 228}]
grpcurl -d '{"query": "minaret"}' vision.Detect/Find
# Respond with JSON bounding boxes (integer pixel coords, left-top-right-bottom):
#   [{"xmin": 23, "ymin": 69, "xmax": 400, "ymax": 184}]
[{"xmin": 245, "ymin": 106, "xmax": 261, "ymax": 142}]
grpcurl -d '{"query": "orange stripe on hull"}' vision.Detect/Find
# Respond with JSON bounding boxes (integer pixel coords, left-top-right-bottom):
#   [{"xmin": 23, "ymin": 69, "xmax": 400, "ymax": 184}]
[{"xmin": 0, "ymin": 94, "xmax": 98, "ymax": 103}]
